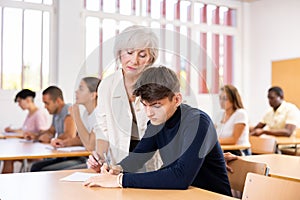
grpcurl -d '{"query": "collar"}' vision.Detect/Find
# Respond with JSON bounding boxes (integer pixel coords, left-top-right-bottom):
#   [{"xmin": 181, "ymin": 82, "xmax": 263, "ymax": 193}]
[
  {"xmin": 164, "ymin": 105, "xmax": 181, "ymax": 128},
  {"xmin": 275, "ymin": 100, "xmax": 286, "ymax": 113},
  {"xmin": 54, "ymin": 104, "xmax": 69, "ymax": 119}
]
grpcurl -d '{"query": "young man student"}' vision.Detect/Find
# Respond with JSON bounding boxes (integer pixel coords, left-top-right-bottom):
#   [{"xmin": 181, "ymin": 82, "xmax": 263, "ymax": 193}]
[
  {"xmin": 85, "ymin": 66, "xmax": 232, "ymax": 196},
  {"xmin": 30, "ymin": 86, "xmax": 78, "ymax": 171}
]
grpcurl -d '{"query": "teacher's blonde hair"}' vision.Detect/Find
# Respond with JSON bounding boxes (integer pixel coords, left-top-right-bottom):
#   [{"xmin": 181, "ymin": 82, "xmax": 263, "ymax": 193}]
[{"xmin": 113, "ymin": 25, "xmax": 159, "ymax": 66}]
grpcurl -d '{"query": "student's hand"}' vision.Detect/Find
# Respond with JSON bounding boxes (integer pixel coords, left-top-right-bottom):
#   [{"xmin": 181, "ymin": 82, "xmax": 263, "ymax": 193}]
[
  {"xmin": 51, "ymin": 138, "xmax": 64, "ymax": 148},
  {"xmin": 4, "ymin": 126, "xmax": 13, "ymax": 132},
  {"xmin": 224, "ymin": 152, "xmax": 238, "ymax": 173},
  {"xmin": 38, "ymin": 133, "xmax": 52, "ymax": 143},
  {"xmin": 68, "ymin": 104, "xmax": 79, "ymax": 118},
  {"xmin": 101, "ymin": 164, "xmax": 123, "ymax": 175},
  {"xmin": 83, "ymin": 173, "xmax": 119, "ymax": 188},
  {"xmin": 23, "ymin": 132, "xmax": 36, "ymax": 140},
  {"xmin": 250, "ymin": 128, "xmax": 264, "ymax": 136},
  {"xmin": 87, "ymin": 151, "xmax": 102, "ymax": 173}
]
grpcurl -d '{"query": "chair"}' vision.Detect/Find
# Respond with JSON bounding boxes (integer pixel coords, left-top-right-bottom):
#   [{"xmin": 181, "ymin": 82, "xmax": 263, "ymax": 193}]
[
  {"xmin": 242, "ymin": 173, "xmax": 300, "ymax": 200},
  {"xmin": 249, "ymin": 136, "xmax": 277, "ymax": 154},
  {"xmin": 227, "ymin": 158, "xmax": 268, "ymax": 198}
]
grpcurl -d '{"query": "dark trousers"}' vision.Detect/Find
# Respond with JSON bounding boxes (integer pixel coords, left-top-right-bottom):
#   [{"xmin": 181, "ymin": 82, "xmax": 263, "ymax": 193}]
[{"xmin": 30, "ymin": 156, "xmax": 87, "ymax": 172}]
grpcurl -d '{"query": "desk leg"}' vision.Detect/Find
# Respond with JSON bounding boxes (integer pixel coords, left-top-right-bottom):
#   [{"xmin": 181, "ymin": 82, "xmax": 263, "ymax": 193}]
[{"xmin": 20, "ymin": 159, "xmax": 28, "ymax": 172}]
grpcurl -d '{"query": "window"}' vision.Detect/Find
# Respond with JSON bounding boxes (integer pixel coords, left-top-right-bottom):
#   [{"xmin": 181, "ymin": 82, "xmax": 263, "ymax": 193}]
[
  {"xmin": 83, "ymin": 0, "xmax": 240, "ymax": 94},
  {"xmin": 0, "ymin": 0, "xmax": 55, "ymax": 90}
]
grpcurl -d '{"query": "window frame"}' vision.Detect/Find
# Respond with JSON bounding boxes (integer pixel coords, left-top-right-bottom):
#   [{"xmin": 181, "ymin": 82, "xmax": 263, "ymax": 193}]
[
  {"xmin": 82, "ymin": 0, "xmax": 242, "ymax": 94},
  {"xmin": 0, "ymin": 0, "xmax": 57, "ymax": 90}
]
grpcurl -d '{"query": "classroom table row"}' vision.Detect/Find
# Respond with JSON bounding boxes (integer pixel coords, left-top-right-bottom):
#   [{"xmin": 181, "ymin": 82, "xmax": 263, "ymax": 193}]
[
  {"xmin": 0, "ymin": 137, "xmax": 249, "ymax": 161},
  {"xmin": 1, "ymin": 154, "xmax": 299, "ymax": 200},
  {"xmin": 0, "ymin": 138, "xmax": 90, "ymax": 160},
  {"xmin": 0, "ymin": 169, "xmax": 238, "ymax": 200},
  {"xmin": 275, "ymin": 136, "xmax": 300, "ymax": 145},
  {"xmin": 1, "ymin": 138, "xmax": 299, "ymax": 199}
]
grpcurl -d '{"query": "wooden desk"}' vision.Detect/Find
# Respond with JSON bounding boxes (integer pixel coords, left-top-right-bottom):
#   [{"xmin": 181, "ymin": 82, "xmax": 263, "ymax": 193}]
[
  {"xmin": 0, "ymin": 138, "xmax": 90, "ymax": 161},
  {"xmin": 0, "ymin": 132, "xmax": 23, "ymax": 139},
  {"xmin": 0, "ymin": 170, "xmax": 238, "ymax": 200},
  {"xmin": 221, "ymin": 144, "xmax": 250, "ymax": 151},
  {"xmin": 275, "ymin": 136, "xmax": 300, "ymax": 145},
  {"xmin": 242, "ymin": 154, "xmax": 300, "ymax": 181}
]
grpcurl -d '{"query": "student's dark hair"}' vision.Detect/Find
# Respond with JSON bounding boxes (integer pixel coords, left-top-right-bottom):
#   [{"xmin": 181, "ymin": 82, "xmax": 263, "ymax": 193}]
[
  {"xmin": 220, "ymin": 85, "xmax": 244, "ymax": 110},
  {"xmin": 42, "ymin": 86, "xmax": 64, "ymax": 101},
  {"xmin": 14, "ymin": 89, "xmax": 36, "ymax": 102},
  {"xmin": 133, "ymin": 66, "xmax": 180, "ymax": 102},
  {"xmin": 268, "ymin": 86, "xmax": 284, "ymax": 98},
  {"xmin": 82, "ymin": 77, "xmax": 101, "ymax": 93}
]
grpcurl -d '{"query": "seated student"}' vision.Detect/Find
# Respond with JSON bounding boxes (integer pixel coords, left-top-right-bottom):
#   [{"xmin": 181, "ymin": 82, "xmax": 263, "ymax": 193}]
[
  {"xmin": 4, "ymin": 89, "xmax": 48, "ymax": 136},
  {"xmin": 215, "ymin": 85, "xmax": 251, "ymax": 156},
  {"xmin": 52, "ymin": 77, "xmax": 101, "ymax": 169},
  {"xmin": 30, "ymin": 86, "xmax": 77, "ymax": 171},
  {"xmin": 2, "ymin": 89, "xmax": 49, "ymax": 173},
  {"xmin": 250, "ymin": 86, "xmax": 300, "ymax": 137},
  {"xmin": 85, "ymin": 66, "xmax": 232, "ymax": 196}
]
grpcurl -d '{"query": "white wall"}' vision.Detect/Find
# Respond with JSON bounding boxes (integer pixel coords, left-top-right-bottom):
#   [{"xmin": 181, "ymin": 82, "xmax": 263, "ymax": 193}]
[
  {"xmin": 56, "ymin": 0, "xmax": 85, "ymax": 103},
  {"xmin": 243, "ymin": 0, "xmax": 300, "ymax": 125}
]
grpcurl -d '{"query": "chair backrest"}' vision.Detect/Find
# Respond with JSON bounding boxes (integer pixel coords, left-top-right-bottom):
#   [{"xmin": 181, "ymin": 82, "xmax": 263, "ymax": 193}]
[
  {"xmin": 295, "ymin": 128, "xmax": 300, "ymax": 138},
  {"xmin": 249, "ymin": 136, "xmax": 277, "ymax": 154},
  {"xmin": 227, "ymin": 158, "xmax": 268, "ymax": 193},
  {"xmin": 242, "ymin": 173, "xmax": 300, "ymax": 200}
]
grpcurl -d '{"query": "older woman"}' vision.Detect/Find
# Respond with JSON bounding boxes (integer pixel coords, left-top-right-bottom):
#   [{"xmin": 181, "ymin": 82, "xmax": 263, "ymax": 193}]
[
  {"xmin": 88, "ymin": 25, "xmax": 161, "ymax": 172},
  {"xmin": 215, "ymin": 85, "xmax": 251, "ymax": 155}
]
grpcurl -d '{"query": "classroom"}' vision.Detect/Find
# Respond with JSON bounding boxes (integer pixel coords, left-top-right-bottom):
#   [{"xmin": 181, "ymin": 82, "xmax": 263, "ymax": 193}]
[{"xmin": 0, "ymin": 0, "xmax": 299, "ymax": 199}]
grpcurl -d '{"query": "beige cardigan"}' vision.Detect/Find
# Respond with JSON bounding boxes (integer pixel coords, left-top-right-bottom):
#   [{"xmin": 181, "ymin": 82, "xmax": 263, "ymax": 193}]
[{"xmin": 94, "ymin": 69, "xmax": 161, "ymax": 171}]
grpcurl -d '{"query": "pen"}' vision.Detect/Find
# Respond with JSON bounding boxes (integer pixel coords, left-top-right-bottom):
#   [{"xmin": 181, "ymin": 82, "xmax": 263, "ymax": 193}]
[
  {"xmin": 92, "ymin": 152, "xmax": 102, "ymax": 166},
  {"xmin": 54, "ymin": 132, "xmax": 58, "ymax": 139},
  {"xmin": 103, "ymin": 151, "xmax": 111, "ymax": 171}
]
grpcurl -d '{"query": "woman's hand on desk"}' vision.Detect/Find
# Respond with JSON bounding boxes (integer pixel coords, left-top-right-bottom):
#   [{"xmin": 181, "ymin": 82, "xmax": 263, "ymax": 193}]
[
  {"xmin": 50, "ymin": 138, "xmax": 64, "ymax": 148},
  {"xmin": 23, "ymin": 132, "xmax": 37, "ymax": 140}
]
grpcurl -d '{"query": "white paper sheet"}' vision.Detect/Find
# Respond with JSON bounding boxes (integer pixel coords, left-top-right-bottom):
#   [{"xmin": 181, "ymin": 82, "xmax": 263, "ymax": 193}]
[
  {"xmin": 46, "ymin": 146, "xmax": 87, "ymax": 152},
  {"xmin": 19, "ymin": 139, "xmax": 35, "ymax": 143},
  {"xmin": 60, "ymin": 172, "xmax": 99, "ymax": 182},
  {"xmin": 2, "ymin": 132, "xmax": 21, "ymax": 136}
]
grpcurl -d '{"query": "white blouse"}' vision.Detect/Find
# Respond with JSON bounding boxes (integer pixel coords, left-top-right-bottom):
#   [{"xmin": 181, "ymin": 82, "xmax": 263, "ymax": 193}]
[{"xmin": 215, "ymin": 109, "xmax": 250, "ymax": 146}]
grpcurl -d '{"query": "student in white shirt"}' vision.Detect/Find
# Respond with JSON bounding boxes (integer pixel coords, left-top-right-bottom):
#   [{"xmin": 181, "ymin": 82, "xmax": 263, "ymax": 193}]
[
  {"xmin": 251, "ymin": 86, "xmax": 300, "ymax": 137},
  {"xmin": 43, "ymin": 77, "xmax": 101, "ymax": 170},
  {"xmin": 215, "ymin": 85, "xmax": 250, "ymax": 155}
]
